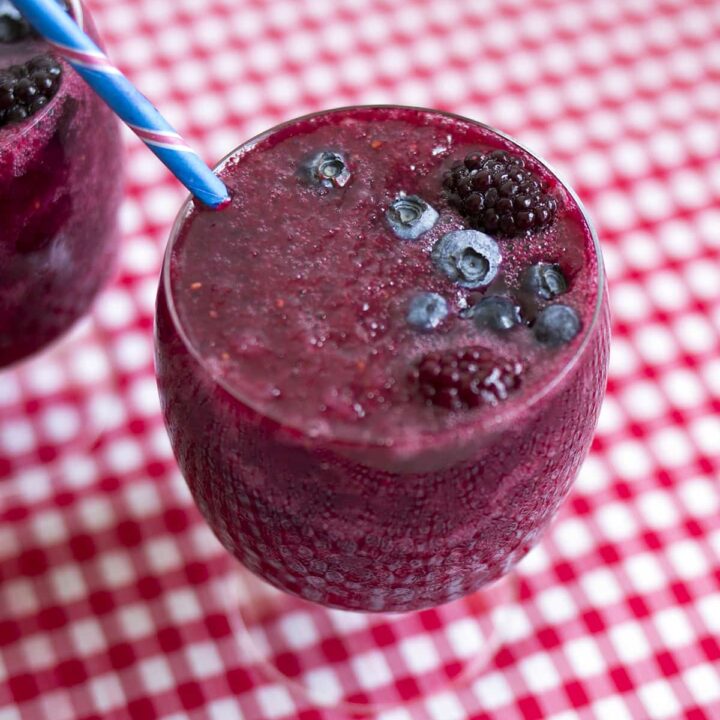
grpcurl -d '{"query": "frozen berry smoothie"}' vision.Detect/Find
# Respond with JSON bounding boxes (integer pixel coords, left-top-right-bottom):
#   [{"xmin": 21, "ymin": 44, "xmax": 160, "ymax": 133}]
[
  {"xmin": 0, "ymin": 0, "xmax": 123, "ymax": 367},
  {"xmin": 156, "ymin": 106, "xmax": 610, "ymax": 612}
]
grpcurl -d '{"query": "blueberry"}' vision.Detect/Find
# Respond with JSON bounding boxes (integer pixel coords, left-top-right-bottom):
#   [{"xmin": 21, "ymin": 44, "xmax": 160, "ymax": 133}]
[
  {"xmin": 0, "ymin": 1, "xmax": 32, "ymax": 43},
  {"xmin": 523, "ymin": 262, "xmax": 567, "ymax": 300},
  {"xmin": 431, "ymin": 229, "xmax": 501, "ymax": 289},
  {"xmin": 386, "ymin": 195, "xmax": 438, "ymax": 240},
  {"xmin": 472, "ymin": 296, "xmax": 521, "ymax": 332},
  {"xmin": 303, "ymin": 150, "xmax": 351, "ymax": 188},
  {"xmin": 0, "ymin": 1, "xmax": 22, "ymax": 19},
  {"xmin": 406, "ymin": 292, "xmax": 448, "ymax": 332},
  {"xmin": 534, "ymin": 304, "xmax": 581, "ymax": 347},
  {"xmin": 0, "ymin": 18, "xmax": 17, "ymax": 43}
]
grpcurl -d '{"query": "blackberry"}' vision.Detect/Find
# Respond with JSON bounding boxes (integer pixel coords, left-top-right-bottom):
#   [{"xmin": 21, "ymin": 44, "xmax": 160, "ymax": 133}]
[
  {"xmin": 412, "ymin": 347, "xmax": 522, "ymax": 410},
  {"xmin": 443, "ymin": 149, "xmax": 557, "ymax": 237},
  {"xmin": 0, "ymin": 54, "xmax": 62, "ymax": 129}
]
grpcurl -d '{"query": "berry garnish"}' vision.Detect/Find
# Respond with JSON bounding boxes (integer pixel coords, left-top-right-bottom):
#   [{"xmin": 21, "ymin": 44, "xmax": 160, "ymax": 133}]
[
  {"xmin": 472, "ymin": 295, "xmax": 521, "ymax": 332},
  {"xmin": 431, "ymin": 229, "xmax": 501, "ymax": 289},
  {"xmin": 0, "ymin": 54, "xmax": 62, "ymax": 128},
  {"xmin": 406, "ymin": 291, "xmax": 448, "ymax": 332},
  {"xmin": 523, "ymin": 262, "xmax": 567, "ymax": 300},
  {"xmin": 412, "ymin": 347, "xmax": 522, "ymax": 410},
  {"xmin": 386, "ymin": 194, "xmax": 438, "ymax": 240},
  {"xmin": 302, "ymin": 150, "xmax": 351, "ymax": 188},
  {"xmin": 443, "ymin": 149, "xmax": 557, "ymax": 237},
  {"xmin": 534, "ymin": 304, "xmax": 581, "ymax": 347}
]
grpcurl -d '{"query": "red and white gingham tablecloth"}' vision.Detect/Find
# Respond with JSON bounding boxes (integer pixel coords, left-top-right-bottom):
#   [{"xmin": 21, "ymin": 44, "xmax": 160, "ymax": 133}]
[{"xmin": 1, "ymin": 0, "xmax": 720, "ymax": 718}]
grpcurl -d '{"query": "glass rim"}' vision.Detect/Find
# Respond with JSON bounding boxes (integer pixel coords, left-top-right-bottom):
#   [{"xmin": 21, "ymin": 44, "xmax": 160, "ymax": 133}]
[{"xmin": 161, "ymin": 104, "xmax": 606, "ymax": 450}]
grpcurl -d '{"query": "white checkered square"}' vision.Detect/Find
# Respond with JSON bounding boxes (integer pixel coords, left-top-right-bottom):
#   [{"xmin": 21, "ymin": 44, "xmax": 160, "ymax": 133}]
[
  {"xmin": 595, "ymin": 502, "xmax": 638, "ymax": 541},
  {"xmin": 666, "ymin": 539, "xmax": 709, "ymax": 580},
  {"xmin": 350, "ymin": 650, "xmax": 394, "ymax": 690},
  {"xmin": 89, "ymin": 674, "xmax": 125, "ymax": 713},
  {"xmin": 279, "ymin": 611, "xmax": 320, "ymax": 650},
  {"xmin": 637, "ymin": 680, "xmax": 681, "ymax": 719},
  {"xmin": 78, "ymin": 496, "xmax": 116, "ymax": 532},
  {"xmin": 2, "ymin": 579, "xmax": 39, "ymax": 616},
  {"xmin": 165, "ymin": 588, "xmax": 203, "ymax": 624},
  {"xmin": 304, "ymin": 667, "xmax": 343, "ymax": 703},
  {"xmin": 553, "ymin": 517, "xmax": 594, "ymax": 557},
  {"xmin": 22, "ymin": 635, "xmax": 53, "ymax": 670},
  {"xmin": 678, "ymin": 475, "xmax": 720, "ymax": 517},
  {"xmin": 446, "ymin": 618, "xmax": 485, "ymax": 659},
  {"xmin": 98, "ymin": 552, "xmax": 135, "ymax": 589},
  {"xmin": 208, "ymin": 699, "xmax": 243, "ymax": 720},
  {"xmin": 70, "ymin": 618, "xmax": 107, "ymax": 656},
  {"xmin": 139, "ymin": 656, "xmax": 176, "ymax": 693},
  {"xmin": 118, "ymin": 604, "xmax": 155, "ymax": 641},
  {"xmin": 653, "ymin": 608, "xmax": 695, "ymax": 649},
  {"xmin": 398, "ymin": 636, "xmax": 440, "ymax": 673},
  {"xmin": 123, "ymin": 481, "xmax": 163, "ymax": 519},
  {"xmin": 637, "ymin": 491, "xmax": 680, "ymax": 530},
  {"xmin": 50, "ymin": 565, "xmax": 87, "ymax": 603},
  {"xmin": 518, "ymin": 652, "xmax": 561, "ymax": 693},
  {"xmin": 564, "ymin": 637, "xmax": 606, "ymax": 678},
  {"xmin": 592, "ymin": 696, "xmax": 635, "ymax": 720},
  {"xmin": 624, "ymin": 553, "xmax": 667, "ymax": 594},
  {"xmin": 472, "ymin": 671, "xmax": 514, "ymax": 710},
  {"xmin": 145, "ymin": 537, "xmax": 183, "ymax": 574},
  {"xmin": 609, "ymin": 622, "xmax": 652, "ymax": 663},
  {"xmin": 697, "ymin": 594, "xmax": 720, "ymax": 634},
  {"xmin": 186, "ymin": 642, "xmax": 224, "ymax": 679},
  {"xmin": 255, "ymin": 684, "xmax": 295, "ymax": 719},
  {"xmin": 536, "ymin": 586, "xmax": 578, "ymax": 623},
  {"xmin": 682, "ymin": 665, "xmax": 720, "ymax": 704},
  {"xmin": 376, "ymin": 710, "xmax": 414, "ymax": 720},
  {"xmin": 31, "ymin": 510, "xmax": 68, "ymax": 546},
  {"xmin": 38, "ymin": 691, "xmax": 74, "ymax": 720},
  {"xmin": 581, "ymin": 568, "xmax": 623, "ymax": 606},
  {"xmin": 426, "ymin": 691, "xmax": 466, "ymax": 720},
  {"xmin": 650, "ymin": 427, "xmax": 695, "ymax": 469}
]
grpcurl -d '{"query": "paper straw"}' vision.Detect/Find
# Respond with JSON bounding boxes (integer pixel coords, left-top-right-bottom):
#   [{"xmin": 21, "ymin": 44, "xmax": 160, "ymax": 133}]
[{"xmin": 11, "ymin": 0, "xmax": 230, "ymax": 208}]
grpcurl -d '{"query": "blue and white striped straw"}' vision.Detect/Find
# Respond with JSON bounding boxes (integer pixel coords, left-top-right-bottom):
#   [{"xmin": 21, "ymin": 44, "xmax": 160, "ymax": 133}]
[{"xmin": 11, "ymin": 0, "xmax": 230, "ymax": 208}]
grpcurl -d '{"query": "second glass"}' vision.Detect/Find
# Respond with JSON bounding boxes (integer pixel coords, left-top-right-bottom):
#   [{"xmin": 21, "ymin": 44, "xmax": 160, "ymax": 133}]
[
  {"xmin": 0, "ymin": 0, "xmax": 123, "ymax": 368},
  {"xmin": 155, "ymin": 105, "xmax": 610, "ymax": 708}
]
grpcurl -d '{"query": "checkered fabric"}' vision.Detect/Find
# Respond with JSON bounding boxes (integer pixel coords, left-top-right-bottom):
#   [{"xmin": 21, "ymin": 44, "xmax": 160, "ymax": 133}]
[{"xmin": 1, "ymin": 0, "xmax": 720, "ymax": 717}]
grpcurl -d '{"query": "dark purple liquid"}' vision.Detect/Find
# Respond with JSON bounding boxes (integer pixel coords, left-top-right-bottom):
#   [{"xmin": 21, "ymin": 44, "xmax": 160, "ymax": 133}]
[
  {"xmin": 156, "ymin": 106, "xmax": 610, "ymax": 611},
  {"xmin": 0, "ymin": 5, "xmax": 123, "ymax": 368}
]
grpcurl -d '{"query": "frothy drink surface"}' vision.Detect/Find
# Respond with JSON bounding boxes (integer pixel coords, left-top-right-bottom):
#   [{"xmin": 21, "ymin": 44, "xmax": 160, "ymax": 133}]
[{"xmin": 170, "ymin": 107, "xmax": 598, "ymax": 444}]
